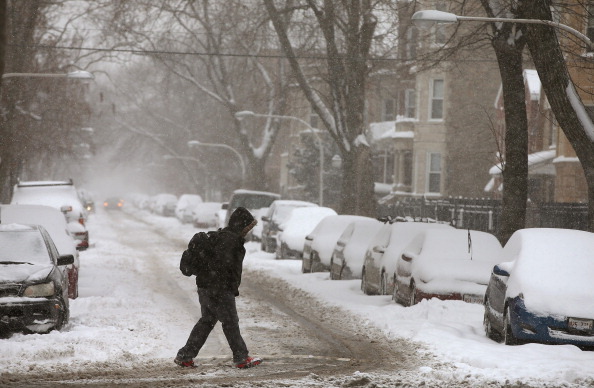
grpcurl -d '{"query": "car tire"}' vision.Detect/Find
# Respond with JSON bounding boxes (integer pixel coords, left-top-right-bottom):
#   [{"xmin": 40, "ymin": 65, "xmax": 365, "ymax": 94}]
[
  {"xmin": 361, "ymin": 269, "xmax": 371, "ymax": 294},
  {"xmin": 330, "ymin": 257, "xmax": 335, "ymax": 280},
  {"xmin": 409, "ymin": 282, "xmax": 417, "ymax": 307},
  {"xmin": 380, "ymin": 272, "xmax": 387, "ymax": 295},
  {"xmin": 483, "ymin": 299, "xmax": 500, "ymax": 341},
  {"xmin": 504, "ymin": 306, "xmax": 519, "ymax": 345}
]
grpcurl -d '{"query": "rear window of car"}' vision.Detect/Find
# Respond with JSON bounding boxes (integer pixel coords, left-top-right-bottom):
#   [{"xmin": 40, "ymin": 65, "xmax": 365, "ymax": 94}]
[
  {"xmin": 0, "ymin": 229, "xmax": 50, "ymax": 265},
  {"xmin": 230, "ymin": 194, "xmax": 278, "ymax": 210}
]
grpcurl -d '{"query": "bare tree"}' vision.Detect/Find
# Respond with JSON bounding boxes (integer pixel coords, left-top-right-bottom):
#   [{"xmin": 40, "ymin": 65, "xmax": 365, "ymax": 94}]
[
  {"xmin": 520, "ymin": 0, "xmax": 594, "ymax": 232},
  {"xmin": 104, "ymin": 0, "xmax": 292, "ymax": 192},
  {"xmin": 479, "ymin": 1, "xmax": 530, "ymax": 244},
  {"xmin": 264, "ymin": 0, "xmax": 379, "ymax": 216}
]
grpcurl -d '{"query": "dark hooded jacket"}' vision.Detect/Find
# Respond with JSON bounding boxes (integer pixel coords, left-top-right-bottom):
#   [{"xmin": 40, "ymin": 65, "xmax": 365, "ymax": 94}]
[{"xmin": 196, "ymin": 207, "xmax": 256, "ymax": 295}]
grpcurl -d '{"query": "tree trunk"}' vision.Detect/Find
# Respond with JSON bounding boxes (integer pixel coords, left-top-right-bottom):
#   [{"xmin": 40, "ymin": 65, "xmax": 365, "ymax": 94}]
[
  {"xmin": 340, "ymin": 144, "xmax": 376, "ymax": 216},
  {"xmin": 522, "ymin": 0, "xmax": 594, "ymax": 232},
  {"xmin": 491, "ymin": 34, "xmax": 529, "ymax": 244}
]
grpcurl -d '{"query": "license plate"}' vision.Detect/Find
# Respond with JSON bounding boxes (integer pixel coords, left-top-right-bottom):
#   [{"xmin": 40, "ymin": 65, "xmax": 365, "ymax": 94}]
[
  {"xmin": 463, "ymin": 294, "xmax": 483, "ymax": 304},
  {"xmin": 568, "ymin": 317, "xmax": 593, "ymax": 331}
]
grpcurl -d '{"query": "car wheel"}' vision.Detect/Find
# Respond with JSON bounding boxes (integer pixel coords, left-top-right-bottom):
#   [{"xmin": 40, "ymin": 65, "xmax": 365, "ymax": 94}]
[
  {"xmin": 504, "ymin": 306, "xmax": 519, "ymax": 345},
  {"xmin": 483, "ymin": 299, "xmax": 500, "ymax": 341},
  {"xmin": 409, "ymin": 282, "xmax": 417, "ymax": 306},
  {"xmin": 361, "ymin": 269, "xmax": 370, "ymax": 294},
  {"xmin": 330, "ymin": 257, "xmax": 335, "ymax": 280},
  {"xmin": 380, "ymin": 272, "xmax": 387, "ymax": 295}
]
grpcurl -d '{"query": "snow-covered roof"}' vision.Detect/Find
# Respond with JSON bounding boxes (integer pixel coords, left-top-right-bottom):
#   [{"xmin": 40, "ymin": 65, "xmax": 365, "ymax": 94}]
[
  {"xmin": 380, "ymin": 129, "xmax": 414, "ymax": 140},
  {"xmin": 489, "ymin": 149, "xmax": 556, "ymax": 176},
  {"xmin": 369, "ymin": 121, "xmax": 395, "ymax": 141},
  {"xmin": 524, "ymin": 69, "xmax": 541, "ymax": 101}
]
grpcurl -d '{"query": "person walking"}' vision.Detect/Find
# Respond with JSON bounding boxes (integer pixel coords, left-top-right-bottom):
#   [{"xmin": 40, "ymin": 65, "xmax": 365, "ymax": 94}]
[{"xmin": 174, "ymin": 206, "xmax": 262, "ymax": 369}]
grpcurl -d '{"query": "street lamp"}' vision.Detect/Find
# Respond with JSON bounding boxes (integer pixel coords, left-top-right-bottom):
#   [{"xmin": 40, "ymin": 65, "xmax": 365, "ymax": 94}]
[
  {"xmin": 2, "ymin": 70, "xmax": 95, "ymax": 80},
  {"xmin": 411, "ymin": 10, "xmax": 594, "ymax": 50},
  {"xmin": 187, "ymin": 140, "xmax": 246, "ymax": 184},
  {"xmin": 235, "ymin": 110, "xmax": 325, "ymax": 206}
]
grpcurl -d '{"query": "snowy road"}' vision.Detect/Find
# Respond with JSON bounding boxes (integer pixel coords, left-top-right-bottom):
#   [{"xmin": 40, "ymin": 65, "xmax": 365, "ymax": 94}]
[{"xmin": 2, "ymin": 208, "xmax": 594, "ymax": 387}]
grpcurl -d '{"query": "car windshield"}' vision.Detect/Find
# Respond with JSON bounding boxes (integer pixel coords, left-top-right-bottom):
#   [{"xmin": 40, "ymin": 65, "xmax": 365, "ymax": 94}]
[
  {"xmin": 0, "ymin": 229, "xmax": 51, "ymax": 265},
  {"xmin": 231, "ymin": 195, "xmax": 277, "ymax": 210}
]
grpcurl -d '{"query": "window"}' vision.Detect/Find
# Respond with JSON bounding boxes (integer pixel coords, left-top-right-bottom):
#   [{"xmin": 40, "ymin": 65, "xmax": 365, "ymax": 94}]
[
  {"xmin": 382, "ymin": 98, "xmax": 396, "ymax": 121},
  {"xmin": 310, "ymin": 113, "xmax": 320, "ymax": 129},
  {"xmin": 404, "ymin": 89, "xmax": 416, "ymax": 118},
  {"xmin": 427, "ymin": 153, "xmax": 442, "ymax": 193},
  {"xmin": 430, "ymin": 79, "xmax": 444, "ymax": 120}
]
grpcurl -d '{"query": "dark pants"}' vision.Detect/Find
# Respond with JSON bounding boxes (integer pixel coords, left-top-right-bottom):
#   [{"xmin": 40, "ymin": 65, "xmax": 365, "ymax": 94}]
[{"xmin": 177, "ymin": 288, "xmax": 248, "ymax": 363}]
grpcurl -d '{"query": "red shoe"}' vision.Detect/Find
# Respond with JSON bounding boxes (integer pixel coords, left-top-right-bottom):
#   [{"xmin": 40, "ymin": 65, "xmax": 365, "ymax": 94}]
[
  {"xmin": 174, "ymin": 356, "xmax": 196, "ymax": 368},
  {"xmin": 234, "ymin": 356, "xmax": 262, "ymax": 369}
]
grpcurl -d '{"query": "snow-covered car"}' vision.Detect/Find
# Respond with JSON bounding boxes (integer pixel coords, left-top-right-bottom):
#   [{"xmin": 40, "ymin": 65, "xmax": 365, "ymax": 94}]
[
  {"xmin": 249, "ymin": 207, "xmax": 269, "ymax": 242},
  {"xmin": 10, "ymin": 180, "xmax": 89, "ymax": 250},
  {"xmin": 0, "ymin": 204, "xmax": 81, "ymax": 299},
  {"xmin": 223, "ymin": 189, "xmax": 280, "ymax": 229},
  {"xmin": 152, "ymin": 193, "xmax": 178, "ymax": 217},
  {"xmin": 361, "ymin": 221, "xmax": 454, "ymax": 296},
  {"xmin": 330, "ymin": 217, "xmax": 384, "ymax": 280},
  {"xmin": 175, "ymin": 194, "xmax": 203, "ymax": 223},
  {"xmin": 302, "ymin": 215, "xmax": 372, "ymax": 273},
  {"xmin": 261, "ymin": 200, "xmax": 318, "ymax": 253},
  {"xmin": 483, "ymin": 228, "xmax": 594, "ymax": 346},
  {"xmin": 103, "ymin": 197, "xmax": 124, "ymax": 210},
  {"xmin": 192, "ymin": 202, "xmax": 223, "ymax": 228},
  {"xmin": 276, "ymin": 206, "xmax": 337, "ymax": 260},
  {"xmin": 0, "ymin": 224, "xmax": 73, "ymax": 336},
  {"xmin": 394, "ymin": 229, "xmax": 503, "ymax": 306}
]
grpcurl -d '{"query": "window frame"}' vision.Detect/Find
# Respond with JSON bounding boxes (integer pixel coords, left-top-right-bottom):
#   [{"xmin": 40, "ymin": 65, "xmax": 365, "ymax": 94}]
[
  {"xmin": 426, "ymin": 152, "xmax": 442, "ymax": 194},
  {"xmin": 429, "ymin": 78, "xmax": 445, "ymax": 121},
  {"xmin": 404, "ymin": 89, "xmax": 417, "ymax": 119}
]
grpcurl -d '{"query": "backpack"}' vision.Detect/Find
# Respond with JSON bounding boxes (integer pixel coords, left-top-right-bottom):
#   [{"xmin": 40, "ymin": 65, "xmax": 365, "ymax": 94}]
[{"xmin": 179, "ymin": 231, "xmax": 219, "ymax": 277}]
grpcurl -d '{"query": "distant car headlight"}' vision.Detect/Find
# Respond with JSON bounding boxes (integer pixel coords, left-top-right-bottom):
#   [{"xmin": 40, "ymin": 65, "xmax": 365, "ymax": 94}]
[{"xmin": 23, "ymin": 282, "xmax": 55, "ymax": 297}]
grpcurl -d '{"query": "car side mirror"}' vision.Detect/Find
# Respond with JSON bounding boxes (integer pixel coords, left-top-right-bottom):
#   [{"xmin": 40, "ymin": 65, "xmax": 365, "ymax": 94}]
[
  {"xmin": 372, "ymin": 245, "xmax": 385, "ymax": 254},
  {"xmin": 222, "ymin": 203, "xmax": 228, "ymax": 210},
  {"xmin": 57, "ymin": 254, "xmax": 75, "ymax": 266},
  {"xmin": 262, "ymin": 216, "xmax": 270, "ymax": 222},
  {"xmin": 305, "ymin": 235, "xmax": 313, "ymax": 241},
  {"xmin": 401, "ymin": 251, "xmax": 414, "ymax": 262},
  {"xmin": 60, "ymin": 205, "xmax": 73, "ymax": 213},
  {"xmin": 493, "ymin": 264, "xmax": 510, "ymax": 277}
]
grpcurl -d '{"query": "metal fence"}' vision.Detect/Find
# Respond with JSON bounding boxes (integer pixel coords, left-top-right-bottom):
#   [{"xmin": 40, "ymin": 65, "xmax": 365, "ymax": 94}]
[{"xmin": 378, "ymin": 196, "xmax": 588, "ymax": 235}]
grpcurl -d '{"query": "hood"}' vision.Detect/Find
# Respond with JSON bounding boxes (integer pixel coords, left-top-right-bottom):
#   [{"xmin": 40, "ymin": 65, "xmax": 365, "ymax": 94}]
[
  {"xmin": 0, "ymin": 263, "xmax": 53, "ymax": 284},
  {"xmin": 227, "ymin": 207, "xmax": 257, "ymax": 236}
]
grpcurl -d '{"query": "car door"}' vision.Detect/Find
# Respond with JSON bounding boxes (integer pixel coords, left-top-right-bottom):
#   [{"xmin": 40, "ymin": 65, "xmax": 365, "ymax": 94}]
[
  {"xmin": 485, "ymin": 263, "xmax": 511, "ymax": 332},
  {"xmin": 396, "ymin": 233, "xmax": 424, "ymax": 302}
]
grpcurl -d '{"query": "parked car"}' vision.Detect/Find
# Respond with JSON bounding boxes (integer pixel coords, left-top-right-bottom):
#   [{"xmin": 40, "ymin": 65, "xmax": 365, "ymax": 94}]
[
  {"xmin": 175, "ymin": 194, "xmax": 203, "ymax": 223},
  {"xmin": 394, "ymin": 229, "xmax": 503, "ymax": 306},
  {"xmin": 361, "ymin": 221, "xmax": 454, "ymax": 296},
  {"xmin": 152, "ymin": 193, "xmax": 178, "ymax": 216},
  {"xmin": 78, "ymin": 188, "xmax": 95, "ymax": 213},
  {"xmin": 483, "ymin": 228, "xmax": 594, "ymax": 346},
  {"xmin": 276, "ymin": 206, "xmax": 337, "ymax": 260},
  {"xmin": 192, "ymin": 202, "xmax": 223, "ymax": 228},
  {"xmin": 261, "ymin": 200, "xmax": 318, "ymax": 253},
  {"xmin": 0, "ymin": 204, "xmax": 80, "ymax": 299},
  {"xmin": 302, "ymin": 215, "xmax": 371, "ymax": 273},
  {"xmin": 103, "ymin": 197, "xmax": 124, "ymax": 210},
  {"xmin": 10, "ymin": 180, "xmax": 89, "ymax": 250},
  {"xmin": 0, "ymin": 224, "xmax": 73, "ymax": 336},
  {"xmin": 330, "ymin": 217, "xmax": 384, "ymax": 280},
  {"xmin": 223, "ymin": 189, "xmax": 280, "ymax": 227}
]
